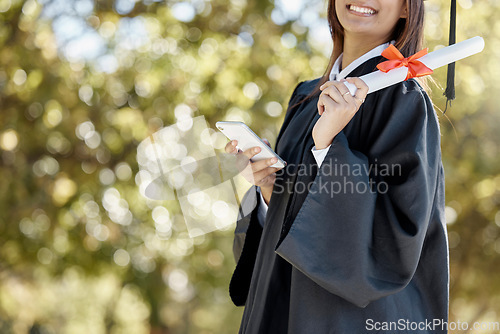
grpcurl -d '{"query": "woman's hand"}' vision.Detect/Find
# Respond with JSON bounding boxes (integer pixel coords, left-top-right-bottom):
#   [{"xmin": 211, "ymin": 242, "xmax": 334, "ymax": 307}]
[
  {"xmin": 312, "ymin": 78, "xmax": 369, "ymax": 149},
  {"xmin": 224, "ymin": 139, "xmax": 282, "ymax": 205}
]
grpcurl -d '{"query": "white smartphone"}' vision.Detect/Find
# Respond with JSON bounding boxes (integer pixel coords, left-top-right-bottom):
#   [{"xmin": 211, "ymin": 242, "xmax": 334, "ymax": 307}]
[{"xmin": 216, "ymin": 121, "xmax": 286, "ymax": 169}]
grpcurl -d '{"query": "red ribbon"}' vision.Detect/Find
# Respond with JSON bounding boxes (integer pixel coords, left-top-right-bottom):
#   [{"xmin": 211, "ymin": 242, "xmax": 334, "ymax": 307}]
[{"xmin": 376, "ymin": 45, "xmax": 434, "ymax": 80}]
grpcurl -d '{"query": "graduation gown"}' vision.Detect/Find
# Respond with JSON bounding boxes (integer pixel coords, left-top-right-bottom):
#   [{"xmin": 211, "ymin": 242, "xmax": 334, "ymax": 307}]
[{"xmin": 229, "ymin": 56, "xmax": 449, "ymax": 334}]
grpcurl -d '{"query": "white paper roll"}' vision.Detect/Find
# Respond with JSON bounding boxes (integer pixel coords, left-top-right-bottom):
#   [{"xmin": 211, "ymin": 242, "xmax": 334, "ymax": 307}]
[{"xmin": 344, "ymin": 36, "xmax": 485, "ymax": 95}]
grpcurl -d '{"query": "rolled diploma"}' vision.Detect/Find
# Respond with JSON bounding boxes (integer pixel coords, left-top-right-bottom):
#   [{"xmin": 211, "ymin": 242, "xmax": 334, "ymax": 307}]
[{"xmin": 344, "ymin": 36, "xmax": 485, "ymax": 95}]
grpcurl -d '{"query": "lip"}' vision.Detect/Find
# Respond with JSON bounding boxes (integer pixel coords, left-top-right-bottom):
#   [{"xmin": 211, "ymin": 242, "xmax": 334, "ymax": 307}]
[{"xmin": 346, "ymin": 3, "xmax": 378, "ymax": 17}]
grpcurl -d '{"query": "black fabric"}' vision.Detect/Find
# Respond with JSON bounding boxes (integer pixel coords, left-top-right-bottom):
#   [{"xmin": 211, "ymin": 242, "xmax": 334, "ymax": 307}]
[
  {"xmin": 229, "ymin": 204, "xmax": 263, "ymax": 306},
  {"xmin": 230, "ymin": 56, "xmax": 449, "ymax": 334}
]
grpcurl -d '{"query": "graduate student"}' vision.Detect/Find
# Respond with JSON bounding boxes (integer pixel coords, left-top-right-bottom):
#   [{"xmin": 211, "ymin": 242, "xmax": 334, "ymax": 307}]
[{"xmin": 226, "ymin": 0, "xmax": 450, "ymax": 332}]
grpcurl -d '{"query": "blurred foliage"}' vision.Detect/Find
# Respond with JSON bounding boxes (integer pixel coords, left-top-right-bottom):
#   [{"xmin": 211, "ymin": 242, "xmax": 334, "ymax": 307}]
[{"xmin": 0, "ymin": 0, "xmax": 499, "ymax": 333}]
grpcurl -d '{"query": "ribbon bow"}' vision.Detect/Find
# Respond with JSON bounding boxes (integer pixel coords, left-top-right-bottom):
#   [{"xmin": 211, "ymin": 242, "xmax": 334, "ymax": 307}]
[{"xmin": 377, "ymin": 45, "xmax": 434, "ymax": 80}]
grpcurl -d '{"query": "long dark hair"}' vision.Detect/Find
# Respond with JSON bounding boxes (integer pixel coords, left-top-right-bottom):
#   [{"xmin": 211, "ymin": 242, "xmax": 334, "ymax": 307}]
[{"xmin": 306, "ymin": 0, "xmax": 426, "ymax": 99}]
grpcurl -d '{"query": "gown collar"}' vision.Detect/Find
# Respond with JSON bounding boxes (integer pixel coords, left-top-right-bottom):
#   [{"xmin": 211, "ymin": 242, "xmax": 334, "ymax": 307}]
[{"xmin": 329, "ymin": 41, "xmax": 393, "ymax": 81}]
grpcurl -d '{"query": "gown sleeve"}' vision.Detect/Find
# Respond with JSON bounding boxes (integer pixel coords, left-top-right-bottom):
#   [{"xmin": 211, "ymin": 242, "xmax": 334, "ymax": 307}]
[
  {"xmin": 230, "ymin": 185, "xmax": 263, "ymax": 306},
  {"xmin": 230, "ymin": 82, "xmax": 306, "ymax": 306},
  {"xmin": 275, "ymin": 80, "xmax": 443, "ymax": 308},
  {"xmin": 232, "ymin": 185, "xmax": 260, "ymax": 263}
]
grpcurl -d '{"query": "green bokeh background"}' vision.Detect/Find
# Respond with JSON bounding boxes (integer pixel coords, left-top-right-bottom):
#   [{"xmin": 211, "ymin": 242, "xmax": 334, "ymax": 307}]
[{"xmin": 0, "ymin": 0, "xmax": 499, "ymax": 333}]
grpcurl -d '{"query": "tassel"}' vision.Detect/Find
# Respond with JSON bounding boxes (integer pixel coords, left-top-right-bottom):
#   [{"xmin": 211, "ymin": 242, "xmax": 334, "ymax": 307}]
[{"xmin": 443, "ymin": 0, "xmax": 456, "ymax": 112}]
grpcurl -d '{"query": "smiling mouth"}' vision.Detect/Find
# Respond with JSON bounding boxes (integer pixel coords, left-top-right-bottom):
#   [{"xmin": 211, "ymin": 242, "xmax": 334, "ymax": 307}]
[{"xmin": 347, "ymin": 4, "xmax": 377, "ymax": 16}]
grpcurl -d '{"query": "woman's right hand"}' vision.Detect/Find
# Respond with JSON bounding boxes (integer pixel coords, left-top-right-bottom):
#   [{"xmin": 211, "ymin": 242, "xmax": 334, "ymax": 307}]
[{"xmin": 224, "ymin": 139, "xmax": 282, "ymax": 205}]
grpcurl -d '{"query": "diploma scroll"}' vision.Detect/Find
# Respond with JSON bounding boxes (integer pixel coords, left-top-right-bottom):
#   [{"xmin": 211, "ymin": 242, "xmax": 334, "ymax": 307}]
[{"xmin": 344, "ymin": 36, "xmax": 485, "ymax": 95}]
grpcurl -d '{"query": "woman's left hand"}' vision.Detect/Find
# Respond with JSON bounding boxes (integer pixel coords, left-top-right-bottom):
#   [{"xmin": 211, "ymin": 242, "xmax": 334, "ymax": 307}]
[{"xmin": 312, "ymin": 78, "xmax": 368, "ymax": 149}]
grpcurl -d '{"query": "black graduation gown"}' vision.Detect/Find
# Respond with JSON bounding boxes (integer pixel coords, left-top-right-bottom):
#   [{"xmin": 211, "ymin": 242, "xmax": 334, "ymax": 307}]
[{"xmin": 229, "ymin": 56, "xmax": 449, "ymax": 334}]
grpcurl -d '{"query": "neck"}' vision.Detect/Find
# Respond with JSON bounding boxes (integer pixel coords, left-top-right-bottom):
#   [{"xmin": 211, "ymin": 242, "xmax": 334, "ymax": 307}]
[{"xmin": 341, "ymin": 34, "xmax": 388, "ymax": 71}]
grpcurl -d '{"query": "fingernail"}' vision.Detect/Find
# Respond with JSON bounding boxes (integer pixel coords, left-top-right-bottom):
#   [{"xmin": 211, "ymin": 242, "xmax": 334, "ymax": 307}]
[
  {"xmin": 254, "ymin": 147, "xmax": 261, "ymax": 153},
  {"xmin": 270, "ymin": 158, "xmax": 277, "ymax": 163},
  {"xmin": 232, "ymin": 140, "xmax": 237, "ymax": 145}
]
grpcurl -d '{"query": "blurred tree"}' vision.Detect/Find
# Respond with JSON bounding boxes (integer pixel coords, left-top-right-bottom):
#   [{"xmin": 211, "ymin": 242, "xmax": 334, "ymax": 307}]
[
  {"xmin": 424, "ymin": 0, "xmax": 500, "ymax": 328},
  {"xmin": 0, "ymin": 0, "xmax": 327, "ymax": 332},
  {"xmin": 0, "ymin": 0, "xmax": 499, "ymax": 333}
]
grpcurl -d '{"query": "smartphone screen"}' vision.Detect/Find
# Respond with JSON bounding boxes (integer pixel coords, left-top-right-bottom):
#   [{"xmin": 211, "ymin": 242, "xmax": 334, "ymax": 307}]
[{"xmin": 216, "ymin": 121, "xmax": 286, "ymax": 168}]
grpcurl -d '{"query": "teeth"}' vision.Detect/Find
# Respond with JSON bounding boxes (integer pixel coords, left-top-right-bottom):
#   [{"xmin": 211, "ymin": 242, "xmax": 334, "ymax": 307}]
[{"xmin": 349, "ymin": 5, "xmax": 375, "ymax": 15}]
